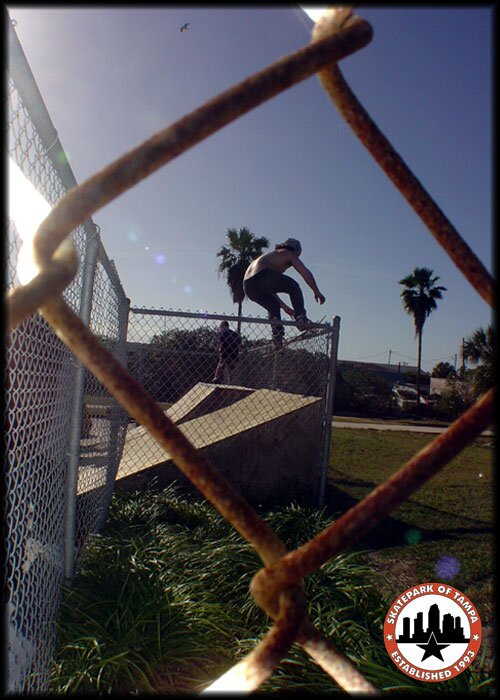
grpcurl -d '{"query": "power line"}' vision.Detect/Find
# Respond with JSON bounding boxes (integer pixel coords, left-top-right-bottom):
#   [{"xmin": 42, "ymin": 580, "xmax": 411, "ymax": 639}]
[
  {"xmin": 348, "ymin": 350, "xmax": 392, "ymax": 361},
  {"xmin": 427, "ymin": 354, "xmax": 457, "ymax": 364},
  {"xmin": 348, "ymin": 348, "xmax": 458, "ymax": 367}
]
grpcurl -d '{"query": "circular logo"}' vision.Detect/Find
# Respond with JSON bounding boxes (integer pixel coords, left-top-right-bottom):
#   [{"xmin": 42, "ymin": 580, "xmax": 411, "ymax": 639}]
[{"xmin": 384, "ymin": 583, "xmax": 482, "ymax": 682}]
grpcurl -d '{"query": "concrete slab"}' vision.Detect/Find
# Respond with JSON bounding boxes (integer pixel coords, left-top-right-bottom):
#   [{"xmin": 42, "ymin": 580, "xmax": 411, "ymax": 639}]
[{"xmin": 116, "ymin": 383, "xmax": 323, "ymax": 505}]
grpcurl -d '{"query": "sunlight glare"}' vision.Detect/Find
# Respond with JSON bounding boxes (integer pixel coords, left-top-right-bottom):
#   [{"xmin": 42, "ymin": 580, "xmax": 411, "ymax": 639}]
[
  {"xmin": 8, "ymin": 158, "xmax": 51, "ymax": 285},
  {"xmin": 202, "ymin": 656, "xmax": 261, "ymax": 694},
  {"xmin": 299, "ymin": 6, "xmax": 328, "ymax": 23}
]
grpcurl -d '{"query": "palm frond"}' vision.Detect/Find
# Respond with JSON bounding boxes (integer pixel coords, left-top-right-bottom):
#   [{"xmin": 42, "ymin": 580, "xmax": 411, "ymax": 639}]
[
  {"xmin": 216, "ymin": 227, "xmax": 269, "ymax": 305},
  {"xmin": 226, "ymin": 261, "xmax": 246, "ymax": 303}
]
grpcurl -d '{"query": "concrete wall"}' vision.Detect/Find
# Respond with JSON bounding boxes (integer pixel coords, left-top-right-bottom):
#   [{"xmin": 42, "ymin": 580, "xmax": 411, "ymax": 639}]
[{"xmin": 115, "ymin": 383, "xmax": 323, "ymax": 506}]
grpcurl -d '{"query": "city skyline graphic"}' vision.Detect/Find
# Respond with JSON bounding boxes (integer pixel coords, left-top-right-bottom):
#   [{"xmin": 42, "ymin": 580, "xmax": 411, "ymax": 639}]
[
  {"xmin": 384, "ymin": 584, "xmax": 482, "ymax": 680},
  {"xmin": 397, "ymin": 603, "xmax": 470, "ymax": 644}
]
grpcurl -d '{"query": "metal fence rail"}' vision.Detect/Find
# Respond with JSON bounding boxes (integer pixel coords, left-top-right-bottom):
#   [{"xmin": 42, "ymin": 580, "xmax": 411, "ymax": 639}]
[{"xmin": 6, "ymin": 6, "xmax": 493, "ymax": 695}]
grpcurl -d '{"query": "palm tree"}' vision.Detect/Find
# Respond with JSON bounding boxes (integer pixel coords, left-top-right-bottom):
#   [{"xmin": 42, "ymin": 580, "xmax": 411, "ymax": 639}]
[
  {"xmin": 399, "ymin": 267, "xmax": 447, "ymax": 412},
  {"xmin": 216, "ymin": 227, "xmax": 269, "ymax": 331},
  {"xmin": 462, "ymin": 325, "xmax": 494, "ymax": 397},
  {"xmin": 431, "ymin": 361, "xmax": 456, "ymax": 379}
]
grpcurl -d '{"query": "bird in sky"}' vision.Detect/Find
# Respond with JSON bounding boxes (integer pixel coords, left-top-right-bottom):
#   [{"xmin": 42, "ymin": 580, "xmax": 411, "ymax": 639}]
[{"xmin": 180, "ymin": 23, "xmax": 190, "ymax": 32}]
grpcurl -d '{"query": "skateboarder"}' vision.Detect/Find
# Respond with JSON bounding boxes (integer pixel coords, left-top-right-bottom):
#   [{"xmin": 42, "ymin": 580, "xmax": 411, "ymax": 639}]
[
  {"xmin": 243, "ymin": 238, "xmax": 325, "ymax": 349},
  {"xmin": 212, "ymin": 321, "xmax": 241, "ymax": 384}
]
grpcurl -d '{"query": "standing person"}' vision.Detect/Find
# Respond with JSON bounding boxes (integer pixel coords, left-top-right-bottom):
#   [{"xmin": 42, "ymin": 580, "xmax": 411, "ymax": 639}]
[
  {"xmin": 212, "ymin": 321, "xmax": 241, "ymax": 384},
  {"xmin": 243, "ymin": 238, "xmax": 326, "ymax": 349}
]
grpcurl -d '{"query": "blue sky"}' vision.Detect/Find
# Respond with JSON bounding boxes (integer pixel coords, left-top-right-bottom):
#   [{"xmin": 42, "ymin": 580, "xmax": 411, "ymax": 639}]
[{"xmin": 8, "ymin": 6, "xmax": 493, "ymax": 368}]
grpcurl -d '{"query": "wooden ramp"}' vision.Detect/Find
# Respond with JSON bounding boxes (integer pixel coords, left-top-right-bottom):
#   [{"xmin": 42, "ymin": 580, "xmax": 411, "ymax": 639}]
[
  {"xmin": 119, "ymin": 382, "xmax": 252, "ymax": 461},
  {"xmin": 115, "ymin": 383, "xmax": 323, "ymax": 505},
  {"xmin": 75, "ymin": 383, "xmax": 251, "ymax": 497},
  {"xmin": 167, "ymin": 382, "xmax": 253, "ymax": 424}
]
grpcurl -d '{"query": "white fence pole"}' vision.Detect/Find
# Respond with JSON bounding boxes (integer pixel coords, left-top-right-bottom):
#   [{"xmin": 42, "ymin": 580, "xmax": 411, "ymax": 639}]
[
  {"xmin": 63, "ymin": 226, "xmax": 100, "ymax": 579},
  {"xmin": 317, "ymin": 315, "xmax": 341, "ymax": 508}
]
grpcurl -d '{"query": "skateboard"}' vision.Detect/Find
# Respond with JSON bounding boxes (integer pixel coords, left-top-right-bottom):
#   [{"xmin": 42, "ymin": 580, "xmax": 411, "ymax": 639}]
[
  {"xmin": 245, "ymin": 317, "xmax": 328, "ymax": 356},
  {"xmin": 261, "ymin": 331, "xmax": 324, "ymax": 356},
  {"xmin": 261, "ymin": 317, "xmax": 329, "ymax": 357}
]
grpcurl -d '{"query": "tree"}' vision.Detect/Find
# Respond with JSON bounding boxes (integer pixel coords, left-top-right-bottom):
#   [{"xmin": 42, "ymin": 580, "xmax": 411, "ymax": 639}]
[
  {"xmin": 399, "ymin": 267, "xmax": 446, "ymax": 413},
  {"xmin": 462, "ymin": 324, "xmax": 494, "ymax": 397},
  {"xmin": 404, "ymin": 368, "xmax": 430, "ymax": 387},
  {"xmin": 127, "ymin": 328, "xmax": 220, "ymax": 403},
  {"xmin": 433, "ymin": 378, "xmax": 475, "ymax": 421},
  {"xmin": 334, "ymin": 367, "xmax": 395, "ymax": 417},
  {"xmin": 431, "ymin": 361, "xmax": 456, "ymax": 379},
  {"xmin": 216, "ymin": 227, "xmax": 269, "ymax": 331}
]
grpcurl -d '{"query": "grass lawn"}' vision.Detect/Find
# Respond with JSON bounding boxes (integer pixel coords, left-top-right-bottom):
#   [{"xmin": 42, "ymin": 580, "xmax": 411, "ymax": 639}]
[
  {"xmin": 49, "ymin": 429, "xmax": 495, "ymax": 694},
  {"xmin": 326, "ymin": 428, "xmax": 494, "ymax": 637}
]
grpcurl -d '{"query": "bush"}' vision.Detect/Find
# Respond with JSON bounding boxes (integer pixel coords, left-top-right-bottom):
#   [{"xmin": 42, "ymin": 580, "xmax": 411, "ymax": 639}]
[
  {"xmin": 432, "ymin": 378, "xmax": 475, "ymax": 421},
  {"xmin": 334, "ymin": 367, "xmax": 395, "ymax": 417}
]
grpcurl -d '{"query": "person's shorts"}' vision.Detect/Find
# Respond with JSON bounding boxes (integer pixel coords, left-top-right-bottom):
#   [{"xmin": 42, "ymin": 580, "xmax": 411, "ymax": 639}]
[{"xmin": 221, "ymin": 354, "xmax": 238, "ymax": 369}]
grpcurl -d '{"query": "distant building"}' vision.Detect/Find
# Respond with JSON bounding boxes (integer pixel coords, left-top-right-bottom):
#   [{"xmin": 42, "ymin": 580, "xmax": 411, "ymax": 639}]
[
  {"xmin": 338, "ymin": 360, "xmax": 420, "ymax": 386},
  {"xmin": 430, "ymin": 377, "xmax": 449, "ymax": 396},
  {"xmin": 338, "ymin": 359, "xmax": 435, "ymax": 409}
]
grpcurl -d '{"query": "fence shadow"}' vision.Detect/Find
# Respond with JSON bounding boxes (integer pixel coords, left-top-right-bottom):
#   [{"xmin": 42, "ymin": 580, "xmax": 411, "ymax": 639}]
[
  {"xmin": 322, "ymin": 483, "xmax": 417, "ymax": 549},
  {"xmin": 323, "ymin": 481, "xmax": 493, "ymax": 550}
]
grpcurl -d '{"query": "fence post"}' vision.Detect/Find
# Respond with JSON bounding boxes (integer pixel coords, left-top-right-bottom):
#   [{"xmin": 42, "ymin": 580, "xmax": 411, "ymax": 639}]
[
  {"xmin": 63, "ymin": 225, "xmax": 100, "ymax": 580},
  {"xmin": 94, "ymin": 292, "xmax": 131, "ymax": 533},
  {"xmin": 317, "ymin": 315, "xmax": 340, "ymax": 508}
]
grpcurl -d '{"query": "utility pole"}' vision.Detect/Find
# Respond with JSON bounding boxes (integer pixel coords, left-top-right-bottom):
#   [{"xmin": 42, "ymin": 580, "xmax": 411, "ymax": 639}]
[
  {"xmin": 388, "ymin": 349, "xmax": 392, "ymax": 365},
  {"xmin": 454, "ymin": 353, "xmax": 457, "ymax": 371},
  {"xmin": 461, "ymin": 338, "xmax": 466, "ymax": 374}
]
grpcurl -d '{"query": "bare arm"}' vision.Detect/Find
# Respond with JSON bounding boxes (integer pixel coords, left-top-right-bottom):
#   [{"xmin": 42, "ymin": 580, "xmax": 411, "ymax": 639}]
[{"xmin": 291, "ymin": 257, "xmax": 326, "ymax": 304}]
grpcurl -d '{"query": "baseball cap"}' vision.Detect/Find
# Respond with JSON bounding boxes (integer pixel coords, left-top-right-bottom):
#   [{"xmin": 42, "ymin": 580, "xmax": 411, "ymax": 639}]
[{"xmin": 277, "ymin": 238, "xmax": 302, "ymax": 255}]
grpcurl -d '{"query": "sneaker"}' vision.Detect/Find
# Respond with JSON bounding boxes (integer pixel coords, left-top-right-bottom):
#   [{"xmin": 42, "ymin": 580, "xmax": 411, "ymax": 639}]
[{"xmin": 296, "ymin": 314, "xmax": 312, "ymax": 332}]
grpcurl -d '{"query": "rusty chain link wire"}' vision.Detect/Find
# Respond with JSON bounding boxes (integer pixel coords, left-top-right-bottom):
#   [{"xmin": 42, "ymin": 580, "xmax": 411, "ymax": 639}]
[{"xmin": 7, "ymin": 6, "xmax": 493, "ymax": 694}]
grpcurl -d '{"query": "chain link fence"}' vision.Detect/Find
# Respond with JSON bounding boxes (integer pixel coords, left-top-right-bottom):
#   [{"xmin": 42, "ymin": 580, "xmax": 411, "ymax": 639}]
[
  {"xmin": 5, "ymin": 7, "xmax": 493, "ymax": 695},
  {"xmin": 6, "ymin": 23, "xmax": 129, "ymax": 693},
  {"xmin": 6, "ymin": 19, "xmax": 337, "ymax": 691},
  {"xmin": 120, "ymin": 309, "xmax": 338, "ymax": 506}
]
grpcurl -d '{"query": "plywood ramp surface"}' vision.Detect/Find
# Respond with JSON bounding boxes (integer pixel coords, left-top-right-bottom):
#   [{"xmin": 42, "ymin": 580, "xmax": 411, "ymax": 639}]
[
  {"xmin": 168, "ymin": 382, "xmax": 253, "ymax": 424},
  {"xmin": 117, "ymin": 385, "xmax": 320, "ymax": 481}
]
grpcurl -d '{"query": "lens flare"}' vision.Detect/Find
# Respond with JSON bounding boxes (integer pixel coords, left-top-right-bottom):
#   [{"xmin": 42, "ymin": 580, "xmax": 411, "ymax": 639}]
[
  {"xmin": 404, "ymin": 528, "xmax": 422, "ymax": 545},
  {"xmin": 435, "ymin": 555, "xmax": 460, "ymax": 580},
  {"xmin": 56, "ymin": 149, "xmax": 70, "ymax": 165},
  {"xmin": 155, "ymin": 254, "xmax": 166, "ymax": 265}
]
